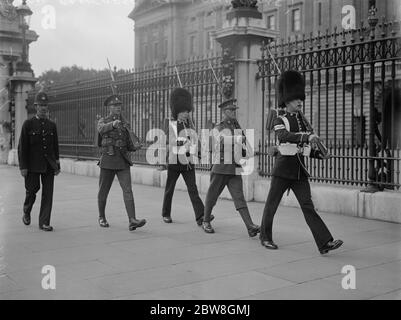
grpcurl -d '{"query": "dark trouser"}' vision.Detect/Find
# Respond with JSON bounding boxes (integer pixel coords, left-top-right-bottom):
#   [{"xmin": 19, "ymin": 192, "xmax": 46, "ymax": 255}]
[
  {"xmin": 23, "ymin": 165, "xmax": 55, "ymax": 226},
  {"xmin": 204, "ymin": 173, "xmax": 248, "ymax": 223},
  {"xmin": 162, "ymin": 168, "xmax": 204, "ymax": 222},
  {"xmin": 98, "ymin": 168, "xmax": 136, "ymax": 220},
  {"xmin": 260, "ymin": 176, "xmax": 333, "ymax": 249}
]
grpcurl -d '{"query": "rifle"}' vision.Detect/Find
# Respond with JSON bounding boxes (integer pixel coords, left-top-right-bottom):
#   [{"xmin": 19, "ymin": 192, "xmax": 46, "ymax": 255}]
[{"xmin": 107, "ymin": 58, "xmax": 118, "ymax": 95}]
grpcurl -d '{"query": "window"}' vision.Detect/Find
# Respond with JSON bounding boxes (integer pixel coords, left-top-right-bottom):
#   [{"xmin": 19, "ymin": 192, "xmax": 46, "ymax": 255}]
[
  {"xmin": 318, "ymin": 2, "xmax": 322, "ymax": 26},
  {"xmin": 206, "ymin": 31, "xmax": 213, "ymax": 51},
  {"xmin": 190, "ymin": 35, "xmax": 196, "ymax": 55},
  {"xmin": 163, "ymin": 39, "xmax": 168, "ymax": 57},
  {"xmin": 267, "ymin": 14, "xmax": 276, "ymax": 30},
  {"xmin": 291, "ymin": 8, "xmax": 301, "ymax": 32},
  {"xmin": 154, "ymin": 42, "xmax": 159, "ymax": 59},
  {"xmin": 143, "ymin": 44, "xmax": 148, "ymax": 63}
]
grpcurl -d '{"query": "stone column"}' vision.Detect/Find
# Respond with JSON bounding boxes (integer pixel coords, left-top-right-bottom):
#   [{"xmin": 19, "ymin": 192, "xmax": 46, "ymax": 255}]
[
  {"xmin": 7, "ymin": 71, "xmax": 36, "ymax": 166},
  {"xmin": 215, "ymin": 2, "xmax": 279, "ymax": 201}
]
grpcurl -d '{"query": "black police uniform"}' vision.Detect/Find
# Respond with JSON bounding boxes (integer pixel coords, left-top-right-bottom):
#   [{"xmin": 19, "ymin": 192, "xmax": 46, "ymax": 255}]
[
  {"xmin": 162, "ymin": 88, "xmax": 205, "ymax": 225},
  {"xmin": 97, "ymin": 95, "xmax": 145, "ymax": 230},
  {"xmin": 18, "ymin": 93, "xmax": 60, "ymax": 228},
  {"xmin": 203, "ymin": 99, "xmax": 259, "ymax": 237}
]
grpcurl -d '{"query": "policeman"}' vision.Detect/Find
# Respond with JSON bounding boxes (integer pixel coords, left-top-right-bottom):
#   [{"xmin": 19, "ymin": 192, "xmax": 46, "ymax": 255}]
[
  {"xmin": 161, "ymin": 88, "xmax": 208, "ymax": 225},
  {"xmin": 202, "ymin": 99, "xmax": 260, "ymax": 237},
  {"xmin": 97, "ymin": 95, "xmax": 146, "ymax": 231},
  {"xmin": 18, "ymin": 92, "xmax": 60, "ymax": 232},
  {"xmin": 260, "ymin": 70, "xmax": 343, "ymax": 254}
]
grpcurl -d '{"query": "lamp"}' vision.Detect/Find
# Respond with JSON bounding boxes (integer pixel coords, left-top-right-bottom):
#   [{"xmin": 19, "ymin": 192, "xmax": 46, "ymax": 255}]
[{"xmin": 16, "ymin": 0, "xmax": 33, "ymax": 72}]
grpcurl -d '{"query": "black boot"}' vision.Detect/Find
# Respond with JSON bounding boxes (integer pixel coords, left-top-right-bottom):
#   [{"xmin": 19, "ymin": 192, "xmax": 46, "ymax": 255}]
[
  {"xmin": 238, "ymin": 208, "xmax": 260, "ymax": 238},
  {"xmin": 98, "ymin": 200, "xmax": 109, "ymax": 228},
  {"xmin": 129, "ymin": 218, "xmax": 147, "ymax": 231},
  {"xmin": 125, "ymin": 200, "xmax": 146, "ymax": 231}
]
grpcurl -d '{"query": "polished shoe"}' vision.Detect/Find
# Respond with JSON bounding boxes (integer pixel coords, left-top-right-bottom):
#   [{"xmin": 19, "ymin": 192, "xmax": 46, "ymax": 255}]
[
  {"xmin": 247, "ymin": 225, "xmax": 261, "ymax": 238},
  {"xmin": 98, "ymin": 217, "xmax": 110, "ymax": 228},
  {"xmin": 22, "ymin": 213, "xmax": 31, "ymax": 226},
  {"xmin": 129, "ymin": 218, "xmax": 147, "ymax": 231},
  {"xmin": 39, "ymin": 225, "xmax": 54, "ymax": 232},
  {"xmin": 319, "ymin": 239, "xmax": 344, "ymax": 255},
  {"xmin": 196, "ymin": 214, "xmax": 215, "ymax": 226},
  {"xmin": 163, "ymin": 217, "xmax": 173, "ymax": 224},
  {"xmin": 261, "ymin": 240, "xmax": 278, "ymax": 250},
  {"xmin": 202, "ymin": 222, "xmax": 215, "ymax": 234}
]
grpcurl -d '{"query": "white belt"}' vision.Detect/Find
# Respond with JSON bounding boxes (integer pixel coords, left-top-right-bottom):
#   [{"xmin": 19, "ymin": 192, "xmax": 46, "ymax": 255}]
[{"xmin": 278, "ymin": 143, "xmax": 311, "ymax": 157}]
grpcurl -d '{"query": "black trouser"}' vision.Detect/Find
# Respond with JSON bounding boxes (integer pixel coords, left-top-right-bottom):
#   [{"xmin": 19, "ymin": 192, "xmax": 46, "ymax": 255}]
[
  {"xmin": 23, "ymin": 165, "xmax": 55, "ymax": 226},
  {"xmin": 204, "ymin": 173, "xmax": 248, "ymax": 223},
  {"xmin": 162, "ymin": 168, "xmax": 204, "ymax": 222},
  {"xmin": 260, "ymin": 176, "xmax": 333, "ymax": 249},
  {"xmin": 98, "ymin": 168, "xmax": 136, "ymax": 220}
]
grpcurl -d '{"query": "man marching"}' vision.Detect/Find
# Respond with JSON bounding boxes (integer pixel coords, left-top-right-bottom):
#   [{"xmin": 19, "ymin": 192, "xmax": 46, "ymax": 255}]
[
  {"xmin": 161, "ymin": 88, "xmax": 209, "ymax": 226},
  {"xmin": 260, "ymin": 70, "xmax": 343, "ymax": 254},
  {"xmin": 97, "ymin": 94, "xmax": 146, "ymax": 232},
  {"xmin": 18, "ymin": 92, "xmax": 60, "ymax": 232},
  {"xmin": 202, "ymin": 99, "xmax": 260, "ymax": 237}
]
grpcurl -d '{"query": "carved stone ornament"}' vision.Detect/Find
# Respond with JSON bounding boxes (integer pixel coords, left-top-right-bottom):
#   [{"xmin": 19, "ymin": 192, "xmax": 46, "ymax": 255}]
[
  {"xmin": 231, "ymin": 0, "xmax": 258, "ymax": 9},
  {"xmin": 0, "ymin": 0, "xmax": 18, "ymax": 21}
]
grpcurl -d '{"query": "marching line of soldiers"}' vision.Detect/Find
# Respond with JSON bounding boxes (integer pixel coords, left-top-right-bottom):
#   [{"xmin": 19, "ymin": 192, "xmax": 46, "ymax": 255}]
[{"xmin": 17, "ymin": 70, "xmax": 343, "ymax": 255}]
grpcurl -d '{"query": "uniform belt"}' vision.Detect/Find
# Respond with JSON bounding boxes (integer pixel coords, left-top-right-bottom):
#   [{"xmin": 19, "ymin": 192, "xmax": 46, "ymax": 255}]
[{"xmin": 278, "ymin": 143, "xmax": 311, "ymax": 157}]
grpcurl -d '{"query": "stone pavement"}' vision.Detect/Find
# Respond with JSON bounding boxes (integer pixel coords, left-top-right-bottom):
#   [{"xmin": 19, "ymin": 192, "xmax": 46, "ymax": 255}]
[{"xmin": 0, "ymin": 165, "xmax": 400, "ymax": 300}]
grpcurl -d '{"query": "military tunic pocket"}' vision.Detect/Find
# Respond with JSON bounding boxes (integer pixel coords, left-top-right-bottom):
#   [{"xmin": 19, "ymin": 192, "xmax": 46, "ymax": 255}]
[{"xmin": 28, "ymin": 131, "xmax": 41, "ymax": 145}]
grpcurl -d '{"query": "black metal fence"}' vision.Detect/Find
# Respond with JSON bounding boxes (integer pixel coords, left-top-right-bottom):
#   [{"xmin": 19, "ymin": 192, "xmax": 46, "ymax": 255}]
[
  {"xmin": 257, "ymin": 18, "xmax": 401, "ymax": 190},
  {"xmin": 28, "ymin": 56, "xmax": 223, "ymax": 169}
]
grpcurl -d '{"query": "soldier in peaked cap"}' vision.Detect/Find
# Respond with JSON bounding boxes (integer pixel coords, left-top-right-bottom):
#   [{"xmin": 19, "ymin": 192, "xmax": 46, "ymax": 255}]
[
  {"xmin": 259, "ymin": 70, "xmax": 343, "ymax": 254},
  {"xmin": 202, "ymin": 98, "xmax": 260, "ymax": 237},
  {"xmin": 18, "ymin": 91, "xmax": 60, "ymax": 232},
  {"xmin": 97, "ymin": 94, "xmax": 146, "ymax": 231},
  {"xmin": 161, "ymin": 88, "xmax": 209, "ymax": 226}
]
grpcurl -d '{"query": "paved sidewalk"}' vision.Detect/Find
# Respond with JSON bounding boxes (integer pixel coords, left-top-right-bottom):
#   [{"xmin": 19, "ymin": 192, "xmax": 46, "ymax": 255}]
[{"xmin": 0, "ymin": 165, "xmax": 400, "ymax": 300}]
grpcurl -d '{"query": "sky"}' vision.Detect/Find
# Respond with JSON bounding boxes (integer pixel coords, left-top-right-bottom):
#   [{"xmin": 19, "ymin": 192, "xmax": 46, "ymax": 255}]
[{"xmin": 14, "ymin": 0, "xmax": 137, "ymax": 76}]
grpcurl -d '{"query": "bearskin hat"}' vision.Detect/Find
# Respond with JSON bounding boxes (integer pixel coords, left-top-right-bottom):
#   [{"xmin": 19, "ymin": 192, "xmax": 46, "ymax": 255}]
[
  {"xmin": 170, "ymin": 88, "xmax": 193, "ymax": 120},
  {"xmin": 277, "ymin": 70, "xmax": 306, "ymax": 107}
]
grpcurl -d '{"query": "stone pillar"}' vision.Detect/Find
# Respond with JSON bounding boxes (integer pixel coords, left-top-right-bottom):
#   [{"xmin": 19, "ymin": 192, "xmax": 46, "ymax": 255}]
[
  {"xmin": 7, "ymin": 72, "xmax": 37, "ymax": 166},
  {"xmin": 215, "ymin": 2, "xmax": 279, "ymax": 201},
  {"xmin": 0, "ymin": 0, "xmax": 38, "ymax": 165}
]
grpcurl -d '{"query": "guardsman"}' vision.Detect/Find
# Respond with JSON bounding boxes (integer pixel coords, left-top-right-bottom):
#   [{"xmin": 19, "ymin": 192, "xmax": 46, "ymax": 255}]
[
  {"xmin": 18, "ymin": 92, "xmax": 60, "ymax": 232},
  {"xmin": 97, "ymin": 94, "xmax": 146, "ymax": 231},
  {"xmin": 202, "ymin": 99, "xmax": 260, "ymax": 237},
  {"xmin": 161, "ymin": 88, "xmax": 211, "ymax": 225},
  {"xmin": 260, "ymin": 70, "xmax": 343, "ymax": 254}
]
